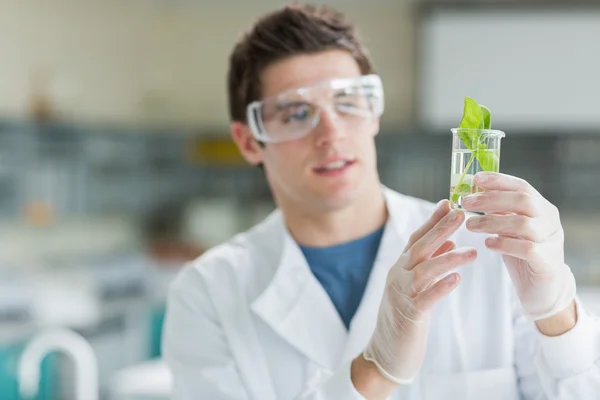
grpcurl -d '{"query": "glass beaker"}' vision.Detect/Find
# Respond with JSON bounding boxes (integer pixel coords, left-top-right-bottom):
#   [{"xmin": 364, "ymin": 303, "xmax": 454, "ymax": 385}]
[{"xmin": 449, "ymin": 128, "xmax": 505, "ymax": 208}]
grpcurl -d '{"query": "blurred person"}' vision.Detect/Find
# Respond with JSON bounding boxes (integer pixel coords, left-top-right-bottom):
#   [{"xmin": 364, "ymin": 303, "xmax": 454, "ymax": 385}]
[{"xmin": 162, "ymin": 3, "xmax": 600, "ymax": 399}]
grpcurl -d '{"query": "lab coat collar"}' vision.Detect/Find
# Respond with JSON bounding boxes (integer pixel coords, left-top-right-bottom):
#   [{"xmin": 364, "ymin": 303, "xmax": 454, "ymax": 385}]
[{"xmin": 250, "ymin": 186, "xmax": 411, "ymax": 370}]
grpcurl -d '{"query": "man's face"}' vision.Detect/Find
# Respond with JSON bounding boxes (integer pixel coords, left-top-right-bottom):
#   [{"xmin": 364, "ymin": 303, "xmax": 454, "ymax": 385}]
[{"xmin": 237, "ymin": 50, "xmax": 381, "ymax": 213}]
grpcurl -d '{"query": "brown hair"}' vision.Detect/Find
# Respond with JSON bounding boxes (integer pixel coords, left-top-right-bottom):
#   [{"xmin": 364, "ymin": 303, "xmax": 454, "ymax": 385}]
[{"xmin": 227, "ymin": 3, "xmax": 375, "ymax": 124}]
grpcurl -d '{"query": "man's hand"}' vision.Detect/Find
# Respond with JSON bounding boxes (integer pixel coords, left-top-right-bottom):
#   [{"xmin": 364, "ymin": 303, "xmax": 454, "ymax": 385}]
[
  {"xmin": 462, "ymin": 171, "xmax": 577, "ymax": 333},
  {"xmin": 356, "ymin": 199, "xmax": 476, "ymax": 397}
]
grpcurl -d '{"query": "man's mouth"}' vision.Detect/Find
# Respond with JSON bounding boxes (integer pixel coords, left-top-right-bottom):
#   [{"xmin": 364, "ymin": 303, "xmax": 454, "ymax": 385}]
[{"xmin": 313, "ymin": 159, "xmax": 356, "ymax": 174}]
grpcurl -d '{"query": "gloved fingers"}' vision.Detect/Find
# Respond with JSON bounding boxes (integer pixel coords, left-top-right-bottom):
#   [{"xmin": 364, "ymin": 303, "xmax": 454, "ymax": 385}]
[
  {"xmin": 404, "ymin": 199, "xmax": 452, "ymax": 252},
  {"xmin": 411, "ymin": 247, "xmax": 477, "ymax": 293},
  {"xmin": 431, "ymin": 239, "xmax": 456, "ymax": 258},
  {"xmin": 473, "ymin": 171, "xmax": 541, "ymax": 196},
  {"xmin": 412, "ymin": 272, "xmax": 461, "ymax": 313},
  {"xmin": 406, "ymin": 209, "xmax": 465, "ymax": 270},
  {"xmin": 461, "ymin": 190, "xmax": 538, "ymax": 217},
  {"xmin": 466, "ymin": 213, "xmax": 560, "ymax": 243},
  {"xmin": 484, "ymin": 235, "xmax": 537, "ymax": 260},
  {"xmin": 485, "ymin": 229, "xmax": 563, "ymax": 264}
]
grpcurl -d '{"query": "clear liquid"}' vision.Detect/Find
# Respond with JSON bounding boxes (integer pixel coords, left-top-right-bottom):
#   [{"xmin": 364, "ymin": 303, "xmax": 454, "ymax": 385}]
[{"xmin": 449, "ymin": 148, "xmax": 500, "ymax": 208}]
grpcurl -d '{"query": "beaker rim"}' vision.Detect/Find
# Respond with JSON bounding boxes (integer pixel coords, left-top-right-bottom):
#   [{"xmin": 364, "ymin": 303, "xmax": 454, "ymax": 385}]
[{"xmin": 451, "ymin": 128, "xmax": 505, "ymax": 138}]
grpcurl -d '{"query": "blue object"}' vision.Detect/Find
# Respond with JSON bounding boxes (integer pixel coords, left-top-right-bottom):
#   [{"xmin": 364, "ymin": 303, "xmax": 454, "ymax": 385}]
[
  {"xmin": 0, "ymin": 341, "xmax": 58, "ymax": 400},
  {"xmin": 299, "ymin": 225, "xmax": 385, "ymax": 329},
  {"xmin": 149, "ymin": 304, "xmax": 166, "ymax": 358}
]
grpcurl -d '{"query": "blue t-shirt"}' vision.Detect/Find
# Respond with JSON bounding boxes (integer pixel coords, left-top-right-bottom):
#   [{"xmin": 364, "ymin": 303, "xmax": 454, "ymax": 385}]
[{"xmin": 299, "ymin": 225, "xmax": 385, "ymax": 329}]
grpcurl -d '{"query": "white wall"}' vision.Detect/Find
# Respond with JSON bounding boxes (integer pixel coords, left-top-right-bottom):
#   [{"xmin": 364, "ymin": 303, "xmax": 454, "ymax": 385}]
[
  {"xmin": 0, "ymin": 0, "xmax": 416, "ymax": 132},
  {"xmin": 418, "ymin": 7, "xmax": 600, "ymax": 132}
]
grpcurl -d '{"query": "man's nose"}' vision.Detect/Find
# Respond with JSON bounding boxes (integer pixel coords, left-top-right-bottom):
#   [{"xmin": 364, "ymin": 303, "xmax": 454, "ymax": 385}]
[{"xmin": 314, "ymin": 107, "xmax": 347, "ymax": 147}]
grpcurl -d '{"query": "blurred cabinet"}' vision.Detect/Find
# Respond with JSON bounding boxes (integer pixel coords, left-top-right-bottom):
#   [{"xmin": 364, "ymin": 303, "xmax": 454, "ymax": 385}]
[{"xmin": 1, "ymin": 119, "xmax": 599, "ymax": 219}]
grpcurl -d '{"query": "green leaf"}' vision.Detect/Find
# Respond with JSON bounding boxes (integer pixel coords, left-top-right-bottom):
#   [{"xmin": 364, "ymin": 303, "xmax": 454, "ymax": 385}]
[
  {"xmin": 481, "ymin": 105, "xmax": 491, "ymax": 130},
  {"xmin": 451, "ymin": 183, "xmax": 472, "ymax": 203},
  {"xmin": 474, "ymin": 147, "xmax": 500, "ymax": 172},
  {"xmin": 457, "ymin": 97, "xmax": 483, "ymax": 150},
  {"xmin": 456, "ymin": 97, "xmax": 499, "ymax": 172},
  {"xmin": 458, "ymin": 97, "xmax": 484, "ymax": 130}
]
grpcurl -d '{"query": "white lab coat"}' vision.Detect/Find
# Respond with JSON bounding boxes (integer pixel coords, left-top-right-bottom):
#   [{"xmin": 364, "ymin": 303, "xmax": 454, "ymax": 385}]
[{"xmin": 162, "ymin": 187, "xmax": 600, "ymax": 400}]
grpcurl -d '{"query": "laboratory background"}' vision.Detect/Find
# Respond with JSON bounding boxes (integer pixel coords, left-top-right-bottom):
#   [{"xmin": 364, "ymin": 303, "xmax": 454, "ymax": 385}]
[{"xmin": 1, "ymin": 0, "xmax": 599, "ymax": 399}]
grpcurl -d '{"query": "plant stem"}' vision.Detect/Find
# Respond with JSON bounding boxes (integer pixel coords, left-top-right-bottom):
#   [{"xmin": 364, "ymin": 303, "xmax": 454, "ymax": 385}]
[{"xmin": 451, "ymin": 151, "xmax": 476, "ymax": 203}]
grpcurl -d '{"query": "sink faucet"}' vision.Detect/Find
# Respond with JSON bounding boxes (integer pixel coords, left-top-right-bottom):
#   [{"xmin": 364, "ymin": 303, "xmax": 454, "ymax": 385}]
[{"xmin": 19, "ymin": 328, "xmax": 99, "ymax": 400}]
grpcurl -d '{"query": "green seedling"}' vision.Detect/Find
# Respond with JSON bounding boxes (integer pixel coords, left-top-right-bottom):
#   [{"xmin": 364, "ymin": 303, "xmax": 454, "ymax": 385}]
[{"xmin": 451, "ymin": 97, "xmax": 500, "ymax": 203}]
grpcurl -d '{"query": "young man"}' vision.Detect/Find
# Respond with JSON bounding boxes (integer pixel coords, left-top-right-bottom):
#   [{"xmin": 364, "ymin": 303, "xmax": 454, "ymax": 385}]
[{"xmin": 162, "ymin": 4, "xmax": 600, "ymax": 399}]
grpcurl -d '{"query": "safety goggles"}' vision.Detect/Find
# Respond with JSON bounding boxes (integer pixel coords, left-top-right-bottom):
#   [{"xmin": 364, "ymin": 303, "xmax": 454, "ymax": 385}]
[{"xmin": 246, "ymin": 74, "xmax": 384, "ymax": 144}]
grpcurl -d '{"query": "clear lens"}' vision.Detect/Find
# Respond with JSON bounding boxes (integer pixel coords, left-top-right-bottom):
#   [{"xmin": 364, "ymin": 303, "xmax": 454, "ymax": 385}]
[{"xmin": 259, "ymin": 101, "xmax": 319, "ymax": 142}]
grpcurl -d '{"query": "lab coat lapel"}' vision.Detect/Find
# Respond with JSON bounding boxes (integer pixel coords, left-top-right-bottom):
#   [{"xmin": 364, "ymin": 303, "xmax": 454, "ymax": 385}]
[
  {"xmin": 251, "ymin": 219, "xmax": 347, "ymax": 371},
  {"xmin": 342, "ymin": 188, "xmax": 411, "ymax": 363}
]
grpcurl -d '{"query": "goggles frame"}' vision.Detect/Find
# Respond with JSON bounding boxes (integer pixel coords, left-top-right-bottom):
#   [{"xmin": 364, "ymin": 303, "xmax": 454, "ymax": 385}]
[{"xmin": 246, "ymin": 74, "xmax": 384, "ymax": 143}]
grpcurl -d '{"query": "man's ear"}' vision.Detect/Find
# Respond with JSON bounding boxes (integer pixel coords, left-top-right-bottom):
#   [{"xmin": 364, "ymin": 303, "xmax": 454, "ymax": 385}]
[{"xmin": 231, "ymin": 122, "xmax": 264, "ymax": 165}]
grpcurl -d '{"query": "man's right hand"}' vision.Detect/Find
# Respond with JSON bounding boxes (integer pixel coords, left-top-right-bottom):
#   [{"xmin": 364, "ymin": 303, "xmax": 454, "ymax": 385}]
[{"xmin": 356, "ymin": 199, "xmax": 476, "ymax": 395}]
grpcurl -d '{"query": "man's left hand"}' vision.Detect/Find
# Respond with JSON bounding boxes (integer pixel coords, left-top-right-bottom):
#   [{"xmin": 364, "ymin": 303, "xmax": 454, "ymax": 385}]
[{"xmin": 461, "ymin": 171, "xmax": 577, "ymax": 335}]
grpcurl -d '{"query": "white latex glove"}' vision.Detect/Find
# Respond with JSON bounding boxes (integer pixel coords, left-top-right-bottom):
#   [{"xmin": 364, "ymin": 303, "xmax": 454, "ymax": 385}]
[
  {"xmin": 462, "ymin": 171, "xmax": 576, "ymax": 321},
  {"xmin": 363, "ymin": 200, "xmax": 476, "ymax": 384}
]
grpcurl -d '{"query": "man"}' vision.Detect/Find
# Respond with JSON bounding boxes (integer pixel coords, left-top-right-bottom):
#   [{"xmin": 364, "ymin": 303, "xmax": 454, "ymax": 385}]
[{"xmin": 162, "ymin": 4, "xmax": 600, "ymax": 399}]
